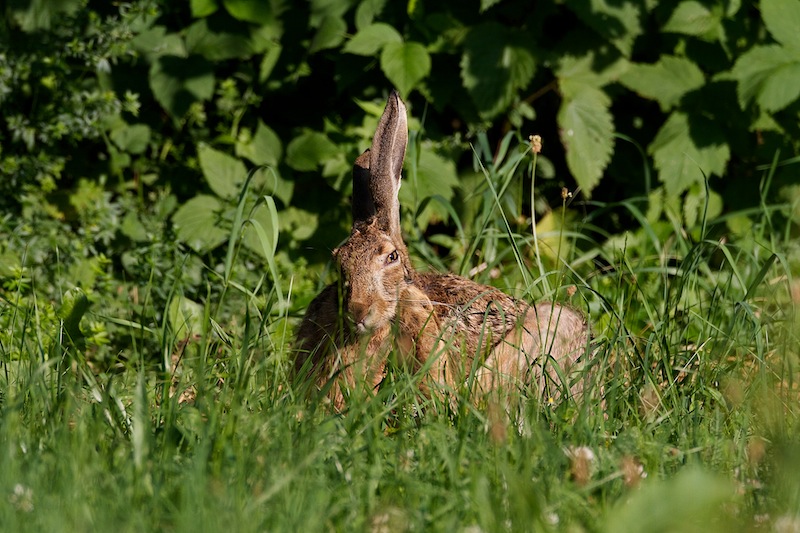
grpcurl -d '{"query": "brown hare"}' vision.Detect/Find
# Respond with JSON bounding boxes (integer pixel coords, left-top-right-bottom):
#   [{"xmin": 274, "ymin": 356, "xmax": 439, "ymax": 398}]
[{"xmin": 295, "ymin": 91, "xmax": 590, "ymax": 410}]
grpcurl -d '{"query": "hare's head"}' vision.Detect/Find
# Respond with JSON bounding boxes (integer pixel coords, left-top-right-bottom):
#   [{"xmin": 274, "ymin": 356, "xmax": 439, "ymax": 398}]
[{"xmin": 334, "ymin": 91, "xmax": 413, "ymax": 333}]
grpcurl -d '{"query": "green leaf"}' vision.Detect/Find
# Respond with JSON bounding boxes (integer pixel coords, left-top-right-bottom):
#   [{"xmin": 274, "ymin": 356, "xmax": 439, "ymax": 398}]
[
  {"xmin": 310, "ymin": 16, "xmax": 346, "ymax": 53},
  {"xmin": 110, "ymin": 124, "xmax": 151, "ymax": 154},
  {"xmin": 569, "ymin": 0, "xmax": 643, "ymax": 56},
  {"xmin": 309, "ymin": 0, "xmax": 351, "ymax": 26},
  {"xmin": 342, "ymin": 22, "xmax": 402, "ymax": 56},
  {"xmin": 729, "ymin": 45, "xmax": 800, "ymax": 111},
  {"xmin": 620, "ymin": 55, "xmax": 705, "ymax": 111},
  {"xmin": 242, "ymin": 197, "xmax": 279, "ymax": 260},
  {"xmin": 253, "ymin": 167, "xmax": 294, "ymax": 206},
  {"xmin": 168, "ymin": 295, "xmax": 204, "ymax": 340},
  {"xmin": 683, "ymin": 181, "xmax": 722, "ymax": 228},
  {"xmin": 197, "ymin": 143, "xmax": 248, "ymax": 199},
  {"xmin": 355, "ymin": 0, "xmax": 387, "ymax": 30},
  {"xmin": 58, "ymin": 287, "xmax": 90, "ymax": 348},
  {"xmin": 222, "ymin": 0, "xmax": 276, "ymax": 25},
  {"xmin": 191, "ymin": 0, "xmax": 218, "ymax": 17},
  {"xmin": 121, "ymin": 212, "xmax": 149, "ymax": 242},
  {"xmin": 172, "ymin": 195, "xmax": 229, "ymax": 253},
  {"xmin": 236, "ymin": 120, "xmax": 283, "ymax": 167},
  {"xmin": 480, "ymin": 0, "xmax": 502, "ymax": 12},
  {"xmin": 259, "ymin": 43, "xmax": 283, "ymax": 83},
  {"xmin": 402, "ymin": 147, "xmax": 460, "ymax": 228},
  {"xmin": 460, "ymin": 22, "xmax": 536, "ymax": 119},
  {"xmin": 380, "ymin": 41, "xmax": 431, "ymax": 97},
  {"xmin": 557, "ymin": 52, "xmax": 629, "ymax": 88},
  {"xmin": 663, "ymin": 1, "xmax": 722, "ymax": 39},
  {"xmin": 130, "ymin": 26, "xmax": 187, "ymax": 61},
  {"xmin": 9, "ymin": 0, "xmax": 82, "ymax": 31},
  {"xmin": 285, "ymin": 130, "xmax": 339, "ymax": 172},
  {"xmin": 557, "ymin": 86, "xmax": 614, "ymax": 197},
  {"xmin": 185, "ymin": 19, "xmax": 256, "ymax": 61},
  {"xmin": 149, "ymin": 55, "xmax": 215, "ymax": 117},
  {"xmin": 761, "ymin": 0, "xmax": 800, "ymax": 50},
  {"xmin": 278, "ymin": 206, "xmax": 319, "ymax": 241},
  {"xmin": 648, "ymin": 111, "xmax": 730, "ymax": 197}
]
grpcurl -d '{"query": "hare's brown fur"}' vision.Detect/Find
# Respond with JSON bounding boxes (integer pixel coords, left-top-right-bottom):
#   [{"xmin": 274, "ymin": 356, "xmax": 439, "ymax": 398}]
[{"xmin": 295, "ymin": 91, "xmax": 590, "ymax": 410}]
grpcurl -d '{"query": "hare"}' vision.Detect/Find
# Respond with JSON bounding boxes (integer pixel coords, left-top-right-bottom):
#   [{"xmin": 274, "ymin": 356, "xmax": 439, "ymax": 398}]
[{"xmin": 295, "ymin": 91, "xmax": 591, "ymax": 410}]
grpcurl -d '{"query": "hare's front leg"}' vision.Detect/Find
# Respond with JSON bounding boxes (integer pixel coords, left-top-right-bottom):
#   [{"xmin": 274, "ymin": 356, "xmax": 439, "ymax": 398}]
[
  {"xmin": 395, "ymin": 285, "xmax": 459, "ymax": 395},
  {"xmin": 325, "ymin": 334, "xmax": 391, "ymax": 410}
]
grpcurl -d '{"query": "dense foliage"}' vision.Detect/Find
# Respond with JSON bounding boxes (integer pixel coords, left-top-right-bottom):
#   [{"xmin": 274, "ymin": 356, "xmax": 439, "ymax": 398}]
[{"xmin": 1, "ymin": 0, "xmax": 800, "ymax": 530}]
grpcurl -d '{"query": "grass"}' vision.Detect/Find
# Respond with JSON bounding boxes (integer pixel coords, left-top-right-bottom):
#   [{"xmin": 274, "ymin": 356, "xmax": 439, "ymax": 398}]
[{"xmin": 1, "ymin": 159, "xmax": 799, "ymax": 531}]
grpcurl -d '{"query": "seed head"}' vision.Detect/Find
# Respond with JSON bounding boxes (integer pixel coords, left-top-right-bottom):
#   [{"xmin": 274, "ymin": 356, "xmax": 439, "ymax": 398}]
[{"xmin": 529, "ymin": 134, "xmax": 542, "ymax": 154}]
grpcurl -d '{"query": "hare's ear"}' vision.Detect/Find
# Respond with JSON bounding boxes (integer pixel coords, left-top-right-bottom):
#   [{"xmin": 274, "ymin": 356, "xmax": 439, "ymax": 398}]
[
  {"xmin": 351, "ymin": 149, "xmax": 374, "ymax": 224},
  {"xmin": 369, "ymin": 90, "xmax": 407, "ymax": 237}
]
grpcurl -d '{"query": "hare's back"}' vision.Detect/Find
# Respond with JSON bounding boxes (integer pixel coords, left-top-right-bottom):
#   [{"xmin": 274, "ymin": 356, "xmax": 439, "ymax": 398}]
[{"xmin": 412, "ymin": 271, "xmax": 526, "ymax": 344}]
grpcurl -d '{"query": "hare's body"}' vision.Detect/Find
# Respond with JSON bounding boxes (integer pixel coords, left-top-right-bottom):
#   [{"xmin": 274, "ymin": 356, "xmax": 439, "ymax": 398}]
[{"xmin": 295, "ymin": 91, "xmax": 590, "ymax": 409}]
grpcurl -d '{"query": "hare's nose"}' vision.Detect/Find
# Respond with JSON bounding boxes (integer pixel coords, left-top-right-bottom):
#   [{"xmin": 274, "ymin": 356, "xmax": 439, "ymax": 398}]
[{"xmin": 349, "ymin": 301, "xmax": 370, "ymax": 327}]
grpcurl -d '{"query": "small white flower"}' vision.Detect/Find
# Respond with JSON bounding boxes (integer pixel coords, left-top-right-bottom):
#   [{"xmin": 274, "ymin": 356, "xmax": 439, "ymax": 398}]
[{"xmin": 9, "ymin": 484, "xmax": 34, "ymax": 513}]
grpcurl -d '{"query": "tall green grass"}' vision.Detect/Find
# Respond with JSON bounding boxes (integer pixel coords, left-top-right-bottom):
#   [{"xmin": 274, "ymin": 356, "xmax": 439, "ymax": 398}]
[{"xmin": 1, "ymin": 153, "xmax": 798, "ymax": 531}]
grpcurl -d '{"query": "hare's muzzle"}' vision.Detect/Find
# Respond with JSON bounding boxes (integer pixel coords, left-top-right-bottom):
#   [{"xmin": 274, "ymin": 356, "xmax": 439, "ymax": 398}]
[{"xmin": 348, "ymin": 300, "xmax": 372, "ymax": 333}]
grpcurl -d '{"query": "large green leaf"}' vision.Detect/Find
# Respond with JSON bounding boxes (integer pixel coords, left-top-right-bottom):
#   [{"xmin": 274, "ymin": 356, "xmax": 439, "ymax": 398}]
[
  {"xmin": 58, "ymin": 287, "xmax": 90, "ymax": 348},
  {"xmin": 259, "ymin": 43, "xmax": 282, "ymax": 83},
  {"xmin": 110, "ymin": 124, "xmax": 151, "ymax": 155},
  {"xmin": 130, "ymin": 26, "xmax": 186, "ymax": 61},
  {"xmin": 309, "ymin": 0, "xmax": 351, "ymax": 26},
  {"xmin": 197, "ymin": 143, "xmax": 248, "ymax": 200},
  {"xmin": 242, "ymin": 197, "xmax": 279, "ymax": 260},
  {"xmin": 172, "ymin": 195, "xmax": 229, "ymax": 253},
  {"xmin": 729, "ymin": 45, "xmax": 800, "ymax": 112},
  {"xmin": 185, "ymin": 19, "xmax": 256, "ymax": 61},
  {"xmin": 342, "ymin": 22, "xmax": 402, "ymax": 56},
  {"xmin": 168, "ymin": 295, "xmax": 204, "ymax": 340},
  {"xmin": 620, "ymin": 55, "xmax": 705, "ymax": 111},
  {"xmin": 278, "ymin": 206, "xmax": 319, "ymax": 241},
  {"xmin": 569, "ymin": 0, "xmax": 643, "ymax": 56},
  {"xmin": 236, "ymin": 120, "xmax": 283, "ymax": 167},
  {"xmin": 149, "ymin": 55, "xmax": 214, "ymax": 118},
  {"xmin": 9, "ymin": 0, "xmax": 82, "ymax": 31},
  {"xmin": 663, "ymin": 1, "xmax": 722, "ymax": 40},
  {"xmin": 355, "ymin": 0, "xmax": 387, "ymax": 30},
  {"xmin": 285, "ymin": 131, "xmax": 339, "ymax": 172},
  {"xmin": 252, "ymin": 168, "xmax": 293, "ymax": 206},
  {"xmin": 190, "ymin": 0, "xmax": 218, "ymax": 17},
  {"xmin": 222, "ymin": 0, "xmax": 277, "ymax": 25},
  {"xmin": 557, "ymin": 85, "xmax": 614, "ymax": 197},
  {"xmin": 380, "ymin": 41, "xmax": 431, "ymax": 97},
  {"xmin": 648, "ymin": 111, "xmax": 730, "ymax": 197},
  {"xmin": 310, "ymin": 15, "xmax": 347, "ymax": 53},
  {"xmin": 761, "ymin": 0, "xmax": 800, "ymax": 50},
  {"xmin": 460, "ymin": 22, "xmax": 536, "ymax": 119},
  {"xmin": 401, "ymin": 147, "xmax": 460, "ymax": 228}
]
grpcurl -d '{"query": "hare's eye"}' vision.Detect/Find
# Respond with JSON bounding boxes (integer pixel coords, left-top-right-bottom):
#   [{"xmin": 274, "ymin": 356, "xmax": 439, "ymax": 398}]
[{"xmin": 386, "ymin": 250, "xmax": 399, "ymax": 264}]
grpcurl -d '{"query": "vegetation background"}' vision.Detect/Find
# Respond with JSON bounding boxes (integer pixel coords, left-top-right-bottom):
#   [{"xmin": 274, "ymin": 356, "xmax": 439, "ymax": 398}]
[{"xmin": 1, "ymin": 0, "xmax": 799, "ymax": 530}]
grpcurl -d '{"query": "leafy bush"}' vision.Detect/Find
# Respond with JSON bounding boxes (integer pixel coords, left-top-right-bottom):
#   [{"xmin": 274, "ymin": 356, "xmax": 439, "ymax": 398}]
[{"xmin": 4, "ymin": 0, "xmax": 800, "ymax": 252}]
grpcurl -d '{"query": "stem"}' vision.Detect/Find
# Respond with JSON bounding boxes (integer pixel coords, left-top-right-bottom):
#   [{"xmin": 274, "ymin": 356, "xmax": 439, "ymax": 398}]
[{"xmin": 530, "ymin": 147, "xmax": 546, "ymax": 284}]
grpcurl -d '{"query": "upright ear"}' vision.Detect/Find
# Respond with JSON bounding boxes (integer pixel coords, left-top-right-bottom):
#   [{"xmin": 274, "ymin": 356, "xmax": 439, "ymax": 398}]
[
  {"xmin": 368, "ymin": 90, "xmax": 408, "ymax": 238},
  {"xmin": 351, "ymin": 149, "xmax": 374, "ymax": 224}
]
